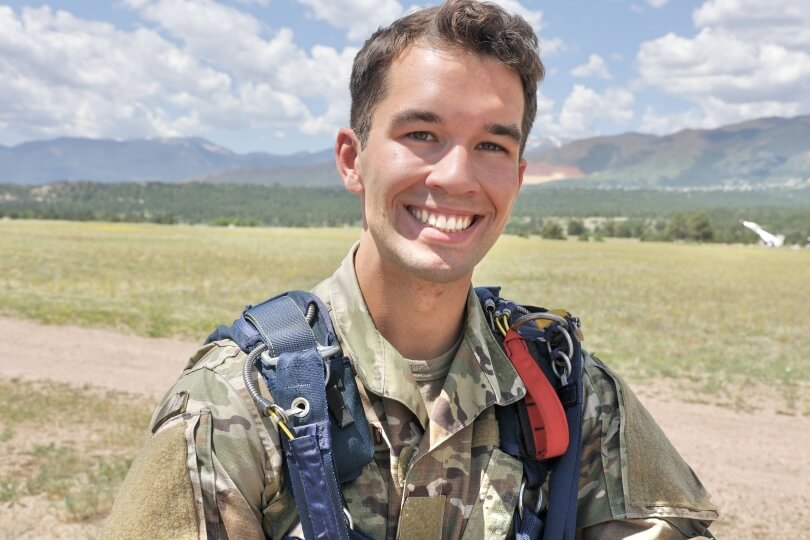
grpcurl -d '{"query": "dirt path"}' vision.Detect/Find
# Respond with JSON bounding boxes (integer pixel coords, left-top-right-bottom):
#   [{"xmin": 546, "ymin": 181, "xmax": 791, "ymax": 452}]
[
  {"xmin": 1, "ymin": 316, "xmax": 808, "ymax": 539},
  {"xmin": 0, "ymin": 317, "xmax": 195, "ymax": 398}
]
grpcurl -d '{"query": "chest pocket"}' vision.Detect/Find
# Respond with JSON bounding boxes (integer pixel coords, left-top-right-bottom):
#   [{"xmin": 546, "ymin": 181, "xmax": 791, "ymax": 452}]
[{"xmin": 461, "ymin": 447, "xmax": 522, "ymax": 540}]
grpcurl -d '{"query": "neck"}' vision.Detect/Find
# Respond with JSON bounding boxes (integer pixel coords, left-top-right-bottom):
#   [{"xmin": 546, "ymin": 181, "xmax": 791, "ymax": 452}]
[{"xmin": 354, "ymin": 240, "xmax": 470, "ymax": 360}]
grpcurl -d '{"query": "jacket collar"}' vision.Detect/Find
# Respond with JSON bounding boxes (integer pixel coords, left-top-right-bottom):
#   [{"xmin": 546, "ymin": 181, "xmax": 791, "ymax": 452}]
[{"xmin": 313, "ymin": 245, "xmax": 525, "ymax": 435}]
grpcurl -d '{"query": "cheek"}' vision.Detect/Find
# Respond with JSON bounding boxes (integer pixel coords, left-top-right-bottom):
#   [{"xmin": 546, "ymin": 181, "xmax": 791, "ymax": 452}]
[
  {"xmin": 368, "ymin": 151, "xmax": 428, "ymax": 194},
  {"xmin": 479, "ymin": 165, "xmax": 521, "ymax": 210}
]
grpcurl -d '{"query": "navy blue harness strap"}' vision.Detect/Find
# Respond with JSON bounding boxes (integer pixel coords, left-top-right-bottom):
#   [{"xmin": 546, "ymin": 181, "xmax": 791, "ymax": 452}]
[
  {"xmin": 516, "ymin": 509, "xmax": 545, "ymax": 540},
  {"xmin": 542, "ymin": 337, "xmax": 584, "ymax": 540},
  {"xmin": 234, "ymin": 293, "xmax": 358, "ymax": 540},
  {"xmin": 244, "ymin": 295, "xmax": 315, "ymax": 356},
  {"xmin": 284, "ymin": 422, "xmax": 349, "ymax": 540},
  {"xmin": 475, "ymin": 287, "xmax": 584, "ymax": 540}
]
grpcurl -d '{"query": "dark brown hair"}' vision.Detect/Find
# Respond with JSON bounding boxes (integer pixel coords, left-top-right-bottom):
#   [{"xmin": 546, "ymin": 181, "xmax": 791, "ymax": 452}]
[{"xmin": 349, "ymin": 0, "xmax": 544, "ymax": 155}]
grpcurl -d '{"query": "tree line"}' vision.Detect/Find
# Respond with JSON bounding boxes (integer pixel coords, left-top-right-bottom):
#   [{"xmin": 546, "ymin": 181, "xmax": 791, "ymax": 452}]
[
  {"xmin": 508, "ymin": 211, "xmax": 808, "ymax": 246},
  {"xmin": 2, "ymin": 181, "xmax": 807, "ymax": 246}
]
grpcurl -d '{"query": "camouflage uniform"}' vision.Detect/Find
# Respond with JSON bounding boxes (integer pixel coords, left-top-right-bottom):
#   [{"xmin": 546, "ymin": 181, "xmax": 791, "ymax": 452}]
[{"xmin": 106, "ymin": 248, "xmax": 719, "ymax": 539}]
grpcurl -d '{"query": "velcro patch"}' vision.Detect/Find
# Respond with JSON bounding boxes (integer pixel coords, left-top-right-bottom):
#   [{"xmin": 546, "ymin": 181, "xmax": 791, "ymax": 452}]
[
  {"xmin": 104, "ymin": 423, "xmax": 197, "ymax": 539},
  {"xmin": 622, "ymin": 383, "xmax": 719, "ymax": 518},
  {"xmin": 398, "ymin": 495, "xmax": 446, "ymax": 539}
]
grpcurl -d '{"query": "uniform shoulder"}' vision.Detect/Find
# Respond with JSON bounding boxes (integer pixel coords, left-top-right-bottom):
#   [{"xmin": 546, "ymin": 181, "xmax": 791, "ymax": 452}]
[
  {"xmin": 578, "ymin": 350, "xmax": 719, "ymax": 529},
  {"xmin": 148, "ymin": 339, "xmax": 244, "ymax": 427},
  {"xmin": 106, "ymin": 338, "xmax": 285, "ymax": 539}
]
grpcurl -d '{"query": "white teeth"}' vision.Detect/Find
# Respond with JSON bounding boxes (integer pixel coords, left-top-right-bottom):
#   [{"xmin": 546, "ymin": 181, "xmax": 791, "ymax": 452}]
[{"xmin": 409, "ymin": 207, "xmax": 474, "ymax": 233}]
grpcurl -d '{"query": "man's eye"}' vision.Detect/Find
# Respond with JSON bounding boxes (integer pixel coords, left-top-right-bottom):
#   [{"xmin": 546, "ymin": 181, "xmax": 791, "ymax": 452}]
[
  {"xmin": 407, "ymin": 131, "xmax": 434, "ymax": 142},
  {"xmin": 478, "ymin": 141, "xmax": 506, "ymax": 152}
]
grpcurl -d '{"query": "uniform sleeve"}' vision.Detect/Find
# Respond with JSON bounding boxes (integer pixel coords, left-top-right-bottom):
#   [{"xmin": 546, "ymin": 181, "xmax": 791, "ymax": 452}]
[
  {"xmin": 576, "ymin": 352, "xmax": 719, "ymax": 538},
  {"xmin": 578, "ymin": 517, "xmax": 715, "ymax": 539},
  {"xmin": 104, "ymin": 341, "xmax": 295, "ymax": 539}
]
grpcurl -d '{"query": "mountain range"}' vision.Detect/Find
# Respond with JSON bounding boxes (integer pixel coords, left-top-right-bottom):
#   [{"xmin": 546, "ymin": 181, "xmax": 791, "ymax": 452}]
[
  {"xmin": 2, "ymin": 115, "xmax": 808, "ymax": 189},
  {"xmin": 0, "ymin": 137, "xmax": 334, "ymax": 186},
  {"xmin": 524, "ymin": 115, "xmax": 810, "ymax": 188}
]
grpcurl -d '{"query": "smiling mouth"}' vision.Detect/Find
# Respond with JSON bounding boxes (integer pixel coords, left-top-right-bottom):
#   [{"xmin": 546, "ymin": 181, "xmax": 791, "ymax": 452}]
[{"xmin": 408, "ymin": 206, "xmax": 476, "ymax": 233}]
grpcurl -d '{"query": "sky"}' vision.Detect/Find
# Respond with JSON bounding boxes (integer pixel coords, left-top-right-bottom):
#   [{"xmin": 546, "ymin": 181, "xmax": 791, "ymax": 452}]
[{"xmin": 0, "ymin": 0, "xmax": 808, "ymax": 154}]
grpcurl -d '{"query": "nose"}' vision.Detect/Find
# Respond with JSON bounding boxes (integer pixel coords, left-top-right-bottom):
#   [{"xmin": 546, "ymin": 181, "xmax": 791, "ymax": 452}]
[{"xmin": 425, "ymin": 145, "xmax": 480, "ymax": 194}]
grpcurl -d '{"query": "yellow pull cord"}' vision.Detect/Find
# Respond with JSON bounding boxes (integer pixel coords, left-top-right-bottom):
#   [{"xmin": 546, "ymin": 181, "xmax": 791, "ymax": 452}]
[
  {"xmin": 495, "ymin": 314, "xmax": 510, "ymax": 337},
  {"xmin": 267, "ymin": 408, "xmax": 296, "ymax": 440}
]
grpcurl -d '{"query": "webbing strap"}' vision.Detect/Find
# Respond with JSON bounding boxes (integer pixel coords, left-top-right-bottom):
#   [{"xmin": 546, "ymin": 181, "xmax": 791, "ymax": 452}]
[
  {"xmin": 542, "ymin": 338, "xmax": 584, "ymax": 540},
  {"xmin": 284, "ymin": 422, "xmax": 349, "ymax": 540},
  {"xmin": 516, "ymin": 510, "xmax": 544, "ymax": 540},
  {"xmin": 243, "ymin": 295, "xmax": 352, "ymax": 540},
  {"xmin": 244, "ymin": 295, "xmax": 316, "ymax": 356}
]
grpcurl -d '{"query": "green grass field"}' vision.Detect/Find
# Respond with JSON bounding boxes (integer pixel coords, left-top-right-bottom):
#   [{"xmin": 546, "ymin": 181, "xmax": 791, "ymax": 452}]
[
  {"xmin": 1, "ymin": 218, "xmax": 808, "ymax": 532},
  {"xmin": 2, "ymin": 219, "xmax": 808, "ymax": 407}
]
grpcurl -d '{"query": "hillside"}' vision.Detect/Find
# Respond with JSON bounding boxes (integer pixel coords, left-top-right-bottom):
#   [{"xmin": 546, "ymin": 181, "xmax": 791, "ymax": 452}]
[
  {"xmin": 526, "ymin": 116, "xmax": 810, "ymax": 188},
  {"xmin": 0, "ymin": 137, "xmax": 334, "ymax": 185}
]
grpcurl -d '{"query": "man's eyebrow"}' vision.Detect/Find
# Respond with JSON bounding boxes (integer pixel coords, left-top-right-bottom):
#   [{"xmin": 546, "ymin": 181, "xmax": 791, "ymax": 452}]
[
  {"xmin": 486, "ymin": 123, "xmax": 522, "ymax": 143},
  {"xmin": 389, "ymin": 111, "xmax": 521, "ymax": 143},
  {"xmin": 390, "ymin": 109, "xmax": 443, "ymax": 127}
]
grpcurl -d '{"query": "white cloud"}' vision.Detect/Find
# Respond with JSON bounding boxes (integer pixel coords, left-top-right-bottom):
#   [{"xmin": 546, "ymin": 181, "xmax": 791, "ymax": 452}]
[
  {"xmin": 294, "ymin": 0, "xmax": 404, "ymax": 41},
  {"xmin": 638, "ymin": 28, "xmax": 810, "ymax": 102},
  {"xmin": 0, "ymin": 2, "xmax": 357, "ymax": 143},
  {"xmin": 693, "ymin": 0, "xmax": 810, "ymax": 48},
  {"xmin": 646, "ymin": 0, "xmax": 670, "ymax": 7},
  {"xmin": 559, "ymin": 85, "xmax": 635, "ymax": 135},
  {"xmin": 528, "ymin": 86, "xmax": 637, "ymax": 140},
  {"xmin": 0, "ymin": 5, "xmax": 235, "ymax": 139},
  {"xmin": 0, "ymin": 0, "xmax": 570, "ymax": 146},
  {"xmin": 635, "ymin": 0, "xmax": 810, "ymax": 132},
  {"xmin": 571, "ymin": 54, "xmax": 611, "ymax": 79}
]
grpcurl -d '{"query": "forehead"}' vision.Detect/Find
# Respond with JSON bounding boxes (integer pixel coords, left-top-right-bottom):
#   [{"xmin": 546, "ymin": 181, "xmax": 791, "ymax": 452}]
[{"xmin": 373, "ymin": 44, "xmax": 524, "ymax": 124}]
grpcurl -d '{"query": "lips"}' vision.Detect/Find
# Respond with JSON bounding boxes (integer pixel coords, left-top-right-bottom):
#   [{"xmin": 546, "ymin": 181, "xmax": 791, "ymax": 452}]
[{"xmin": 407, "ymin": 206, "xmax": 476, "ymax": 233}]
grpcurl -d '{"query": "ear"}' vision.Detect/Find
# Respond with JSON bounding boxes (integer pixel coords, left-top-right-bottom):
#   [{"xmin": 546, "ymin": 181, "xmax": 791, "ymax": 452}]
[
  {"xmin": 517, "ymin": 158, "xmax": 527, "ymax": 190},
  {"xmin": 335, "ymin": 128, "xmax": 364, "ymax": 194}
]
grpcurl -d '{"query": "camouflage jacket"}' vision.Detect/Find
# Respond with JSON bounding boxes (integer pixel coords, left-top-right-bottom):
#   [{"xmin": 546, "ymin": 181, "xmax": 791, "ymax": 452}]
[{"xmin": 106, "ymin": 249, "xmax": 719, "ymax": 539}]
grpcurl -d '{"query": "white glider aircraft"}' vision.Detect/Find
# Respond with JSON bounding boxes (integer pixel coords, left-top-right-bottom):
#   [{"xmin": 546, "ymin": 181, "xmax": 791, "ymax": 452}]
[{"xmin": 741, "ymin": 221, "xmax": 785, "ymax": 247}]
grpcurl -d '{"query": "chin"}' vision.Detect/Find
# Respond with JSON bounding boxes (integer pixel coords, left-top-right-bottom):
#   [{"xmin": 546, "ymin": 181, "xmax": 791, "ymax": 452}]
[{"xmin": 398, "ymin": 249, "xmax": 477, "ymax": 284}]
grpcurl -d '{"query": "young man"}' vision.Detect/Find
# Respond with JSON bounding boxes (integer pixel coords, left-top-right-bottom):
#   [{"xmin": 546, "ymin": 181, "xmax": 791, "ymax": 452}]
[{"xmin": 106, "ymin": 1, "xmax": 719, "ymax": 538}]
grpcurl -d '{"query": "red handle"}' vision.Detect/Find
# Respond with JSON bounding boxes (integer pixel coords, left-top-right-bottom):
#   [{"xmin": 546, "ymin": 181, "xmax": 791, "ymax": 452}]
[{"xmin": 502, "ymin": 329, "xmax": 569, "ymax": 459}]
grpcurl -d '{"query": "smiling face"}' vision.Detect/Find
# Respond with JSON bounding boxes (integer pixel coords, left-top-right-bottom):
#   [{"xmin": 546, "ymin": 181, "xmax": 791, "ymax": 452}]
[{"xmin": 338, "ymin": 44, "xmax": 527, "ymax": 286}]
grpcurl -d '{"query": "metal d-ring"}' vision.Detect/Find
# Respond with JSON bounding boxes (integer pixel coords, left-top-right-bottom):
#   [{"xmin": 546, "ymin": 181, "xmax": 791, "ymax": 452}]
[
  {"xmin": 511, "ymin": 312, "xmax": 574, "ymax": 361},
  {"xmin": 551, "ymin": 349, "xmax": 573, "ymax": 383},
  {"xmin": 518, "ymin": 478, "xmax": 545, "ymax": 519},
  {"xmin": 511, "ymin": 311, "xmax": 569, "ymax": 331},
  {"xmin": 343, "ymin": 506, "xmax": 354, "ymax": 530}
]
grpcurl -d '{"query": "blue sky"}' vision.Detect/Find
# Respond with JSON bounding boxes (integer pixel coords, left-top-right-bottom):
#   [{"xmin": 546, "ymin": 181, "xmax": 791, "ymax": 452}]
[{"xmin": 0, "ymin": 0, "xmax": 808, "ymax": 154}]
